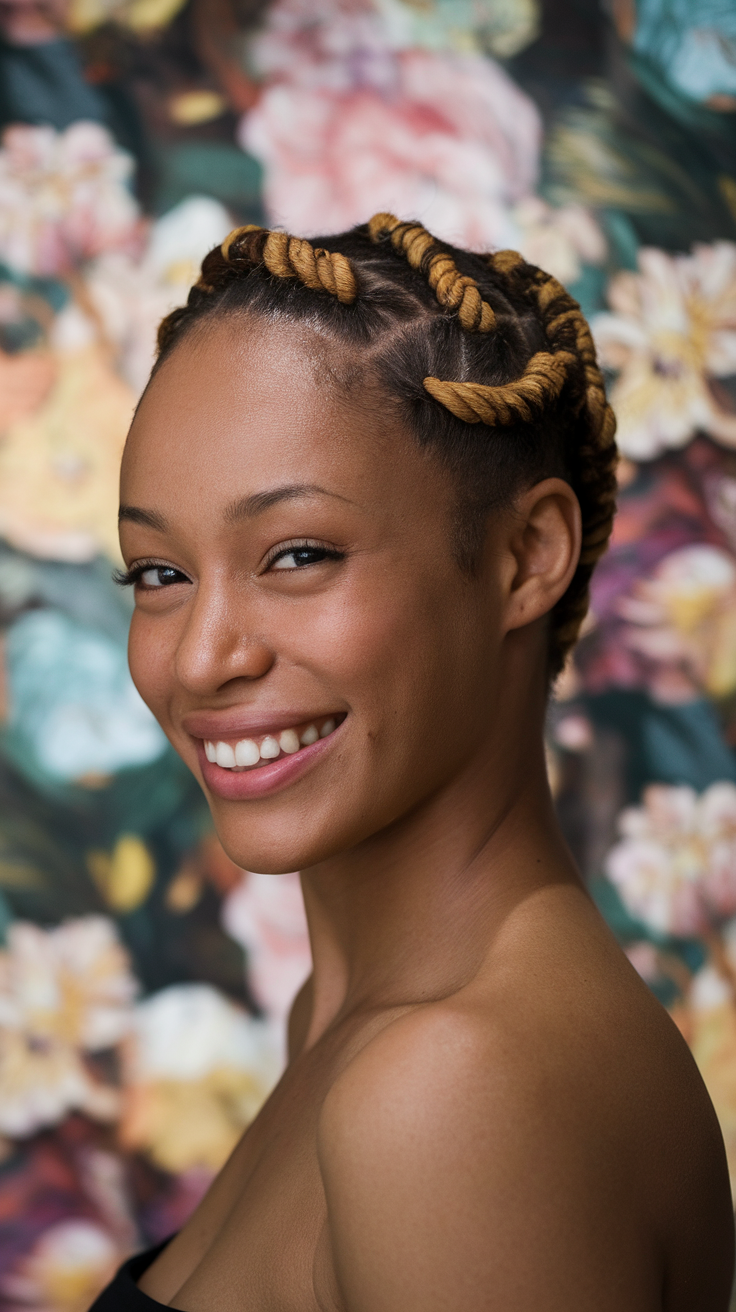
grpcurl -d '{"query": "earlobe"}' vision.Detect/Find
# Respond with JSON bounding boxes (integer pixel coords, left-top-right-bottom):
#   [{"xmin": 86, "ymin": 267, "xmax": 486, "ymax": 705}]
[{"xmin": 503, "ymin": 478, "xmax": 582, "ymax": 634}]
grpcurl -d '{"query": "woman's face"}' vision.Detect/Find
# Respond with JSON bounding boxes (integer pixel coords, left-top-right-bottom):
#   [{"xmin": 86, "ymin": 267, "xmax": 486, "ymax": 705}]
[{"xmin": 120, "ymin": 318, "xmax": 509, "ymax": 873}]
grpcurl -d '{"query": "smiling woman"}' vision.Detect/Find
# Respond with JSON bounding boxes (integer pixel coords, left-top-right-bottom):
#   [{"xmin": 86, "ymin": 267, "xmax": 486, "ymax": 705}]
[{"xmin": 93, "ymin": 215, "xmax": 734, "ymax": 1312}]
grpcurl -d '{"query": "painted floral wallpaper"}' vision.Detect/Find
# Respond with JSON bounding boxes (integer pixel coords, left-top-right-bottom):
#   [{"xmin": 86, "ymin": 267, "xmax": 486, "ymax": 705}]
[{"xmin": 0, "ymin": 0, "xmax": 734, "ymax": 1305}]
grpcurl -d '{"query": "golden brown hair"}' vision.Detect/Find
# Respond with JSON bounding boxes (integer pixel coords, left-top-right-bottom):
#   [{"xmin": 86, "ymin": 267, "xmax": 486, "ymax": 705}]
[{"xmin": 155, "ymin": 214, "xmax": 617, "ymax": 678}]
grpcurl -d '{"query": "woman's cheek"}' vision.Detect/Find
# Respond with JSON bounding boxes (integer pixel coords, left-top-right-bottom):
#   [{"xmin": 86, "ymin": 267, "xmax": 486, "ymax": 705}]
[
  {"xmin": 332, "ymin": 588, "xmax": 441, "ymax": 760},
  {"xmin": 128, "ymin": 612, "xmax": 171, "ymax": 724},
  {"xmin": 328, "ymin": 573, "xmax": 417, "ymax": 674}
]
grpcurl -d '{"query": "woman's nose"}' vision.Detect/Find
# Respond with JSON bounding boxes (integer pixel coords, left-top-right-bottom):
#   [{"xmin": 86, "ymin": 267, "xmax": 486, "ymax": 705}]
[{"xmin": 174, "ymin": 595, "xmax": 275, "ymax": 693}]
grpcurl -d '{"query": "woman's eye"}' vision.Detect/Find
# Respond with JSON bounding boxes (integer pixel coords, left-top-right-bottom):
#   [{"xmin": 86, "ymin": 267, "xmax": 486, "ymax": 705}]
[
  {"xmin": 139, "ymin": 565, "xmax": 187, "ymax": 588},
  {"xmin": 113, "ymin": 562, "xmax": 190, "ymax": 591},
  {"xmin": 270, "ymin": 546, "xmax": 337, "ymax": 571}
]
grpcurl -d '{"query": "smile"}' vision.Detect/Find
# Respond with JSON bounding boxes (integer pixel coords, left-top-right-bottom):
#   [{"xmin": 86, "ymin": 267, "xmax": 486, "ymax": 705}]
[{"xmin": 203, "ymin": 715, "xmax": 340, "ymax": 771}]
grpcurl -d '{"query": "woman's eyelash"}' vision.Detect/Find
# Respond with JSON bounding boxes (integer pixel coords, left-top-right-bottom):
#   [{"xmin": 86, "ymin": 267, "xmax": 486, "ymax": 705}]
[
  {"xmin": 267, "ymin": 542, "xmax": 344, "ymax": 569},
  {"xmin": 113, "ymin": 561, "xmax": 184, "ymax": 587},
  {"xmin": 113, "ymin": 545, "xmax": 343, "ymax": 587},
  {"xmin": 113, "ymin": 564, "xmax": 144, "ymax": 587}
]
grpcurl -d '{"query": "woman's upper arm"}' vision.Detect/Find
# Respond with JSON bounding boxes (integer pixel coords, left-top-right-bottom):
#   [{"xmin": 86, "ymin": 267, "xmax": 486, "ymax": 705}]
[{"xmin": 316, "ymin": 1005, "xmax": 656, "ymax": 1312}]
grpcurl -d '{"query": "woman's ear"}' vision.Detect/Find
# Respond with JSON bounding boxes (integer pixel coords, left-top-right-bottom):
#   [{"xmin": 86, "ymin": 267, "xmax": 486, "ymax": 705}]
[{"xmin": 500, "ymin": 478, "xmax": 582, "ymax": 634}]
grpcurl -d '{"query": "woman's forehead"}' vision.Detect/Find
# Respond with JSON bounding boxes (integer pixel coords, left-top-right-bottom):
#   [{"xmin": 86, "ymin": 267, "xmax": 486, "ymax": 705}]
[
  {"xmin": 129, "ymin": 324, "xmax": 356, "ymax": 460},
  {"xmin": 143, "ymin": 316, "xmax": 347, "ymax": 413},
  {"xmin": 121, "ymin": 319, "xmax": 444, "ymax": 524}
]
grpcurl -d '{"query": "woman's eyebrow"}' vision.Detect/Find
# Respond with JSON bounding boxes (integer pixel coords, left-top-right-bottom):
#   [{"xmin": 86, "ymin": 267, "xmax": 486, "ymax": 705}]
[
  {"xmin": 224, "ymin": 483, "xmax": 353, "ymax": 521},
  {"xmin": 118, "ymin": 505, "xmax": 168, "ymax": 530},
  {"xmin": 117, "ymin": 485, "xmax": 354, "ymax": 533}
]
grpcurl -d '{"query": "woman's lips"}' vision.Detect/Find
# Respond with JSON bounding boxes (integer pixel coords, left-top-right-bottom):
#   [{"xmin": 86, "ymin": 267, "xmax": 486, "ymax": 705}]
[{"xmin": 193, "ymin": 714, "xmax": 345, "ymax": 800}]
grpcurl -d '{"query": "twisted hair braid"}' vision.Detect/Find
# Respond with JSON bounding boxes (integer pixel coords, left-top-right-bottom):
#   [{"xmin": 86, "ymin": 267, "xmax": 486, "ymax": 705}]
[
  {"xmin": 421, "ymin": 252, "xmax": 617, "ymax": 656},
  {"xmin": 531, "ymin": 270, "xmax": 617, "ymax": 581},
  {"xmin": 220, "ymin": 225, "xmax": 357, "ymax": 303},
  {"xmin": 157, "ymin": 224, "xmax": 357, "ymax": 357},
  {"xmin": 153, "ymin": 213, "xmax": 617, "ymax": 678},
  {"xmin": 368, "ymin": 213, "xmax": 495, "ymax": 332},
  {"xmin": 424, "ymin": 351, "xmax": 576, "ymax": 425}
]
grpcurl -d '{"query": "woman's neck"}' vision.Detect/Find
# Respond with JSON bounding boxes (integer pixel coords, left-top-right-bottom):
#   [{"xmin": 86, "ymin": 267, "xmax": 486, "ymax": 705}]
[{"xmin": 298, "ymin": 704, "xmax": 580, "ymax": 1050}]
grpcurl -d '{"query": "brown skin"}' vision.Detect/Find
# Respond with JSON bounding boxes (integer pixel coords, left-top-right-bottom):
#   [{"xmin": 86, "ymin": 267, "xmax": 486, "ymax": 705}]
[{"xmin": 120, "ymin": 317, "xmax": 734, "ymax": 1312}]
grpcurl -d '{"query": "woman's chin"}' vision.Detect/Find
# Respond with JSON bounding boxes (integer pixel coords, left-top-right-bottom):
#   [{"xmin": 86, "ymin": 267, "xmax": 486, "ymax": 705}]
[{"xmin": 211, "ymin": 826, "xmax": 333, "ymax": 877}]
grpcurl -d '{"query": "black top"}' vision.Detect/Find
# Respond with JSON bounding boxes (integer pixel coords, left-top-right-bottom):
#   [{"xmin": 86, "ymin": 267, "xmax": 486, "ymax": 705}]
[{"xmin": 89, "ymin": 1238, "xmax": 173, "ymax": 1311}]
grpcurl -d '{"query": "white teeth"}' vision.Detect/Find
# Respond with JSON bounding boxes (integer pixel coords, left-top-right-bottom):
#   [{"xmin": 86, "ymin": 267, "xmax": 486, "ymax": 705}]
[
  {"xmin": 215, "ymin": 741, "xmax": 236, "ymax": 768},
  {"xmin": 207, "ymin": 719, "xmax": 339, "ymax": 769},
  {"xmin": 235, "ymin": 738, "xmax": 259, "ymax": 767}
]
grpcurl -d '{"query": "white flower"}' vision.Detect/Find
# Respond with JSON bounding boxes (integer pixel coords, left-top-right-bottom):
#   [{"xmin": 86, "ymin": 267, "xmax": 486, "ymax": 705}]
[
  {"xmin": 85, "ymin": 196, "xmax": 234, "ymax": 394},
  {"xmin": 0, "ymin": 1220, "xmax": 122, "ymax": 1312},
  {"xmin": 120, "ymin": 984, "xmax": 280, "ymax": 1172},
  {"xmin": 126, "ymin": 983, "xmax": 276, "ymax": 1082},
  {"xmin": 513, "ymin": 196, "xmax": 606, "ymax": 286},
  {"xmin": 605, "ymin": 782, "xmax": 736, "ymax": 938},
  {"xmin": 617, "ymin": 544, "xmax": 736, "ymax": 700},
  {"xmin": 593, "ymin": 242, "xmax": 736, "ymax": 460},
  {"xmin": 690, "ymin": 963, "xmax": 734, "ymax": 1012},
  {"xmin": 0, "ymin": 918, "xmax": 137, "ymax": 1136},
  {"xmin": 0, "ymin": 123, "xmax": 140, "ymax": 277},
  {"xmin": 222, "ymin": 871, "xmax": 312, "ymax": 1026},
  {"xmin": 144, "ymin": 195, "xmax": 233, "ymax": 282}
]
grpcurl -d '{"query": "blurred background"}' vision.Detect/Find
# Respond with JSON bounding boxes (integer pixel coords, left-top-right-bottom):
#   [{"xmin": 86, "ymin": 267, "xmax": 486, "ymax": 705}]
[{"xmin": 0, "ymin": 0, "xmax": 734, "ymax": 1305}]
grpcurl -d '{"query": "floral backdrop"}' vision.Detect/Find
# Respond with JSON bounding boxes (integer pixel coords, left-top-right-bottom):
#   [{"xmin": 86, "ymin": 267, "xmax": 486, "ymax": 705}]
[{"xmin": 0, "ymin": 0, "xmax": 734, "ymax": 1305}]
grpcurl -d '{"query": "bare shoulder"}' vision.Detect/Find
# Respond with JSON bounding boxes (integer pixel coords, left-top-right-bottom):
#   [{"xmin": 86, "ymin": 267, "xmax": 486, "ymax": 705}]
[{"xmin": 318, "ymin": 891, "xmax": 734, "ymax": 1312}]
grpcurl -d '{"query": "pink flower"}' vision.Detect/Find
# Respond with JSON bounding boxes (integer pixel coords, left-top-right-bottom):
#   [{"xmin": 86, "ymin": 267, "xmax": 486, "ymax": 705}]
[
  {"xmin": 241, "ymin": 47, "xmax": 540, "ymax": 247},
  {"xmin": 0, "ymin": 124, "xmax": 140, "ymax": 277}
]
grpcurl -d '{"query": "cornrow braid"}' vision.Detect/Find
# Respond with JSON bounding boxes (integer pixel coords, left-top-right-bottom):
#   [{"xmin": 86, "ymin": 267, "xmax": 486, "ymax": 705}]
[
  {"xmin": 153, "ymin": 213, "xmax": 618, "ymax": 677},
  {"xmin": 157, "ymin": 224, "xmax": 358, "ymax": 357},
  {"xmin": 421, "ymin": 251, "xmax": 617, "ymax": 661},
  {"xmin": 368, "ymin": 213, "xmax": 495, "ymax": 332},
  {"xmin": 217, "ymin": 225, "xmax": 358, "ymax": 303},
  {"xmin": 424, "ymin": 351, "xmax": 576, "ymax": 425},
  {"xmin": 221, "ymin": 225, "xmax": 358, "ymax": 303}
]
